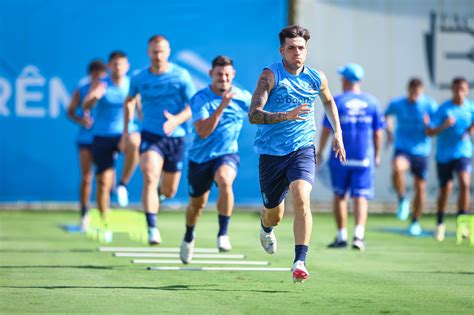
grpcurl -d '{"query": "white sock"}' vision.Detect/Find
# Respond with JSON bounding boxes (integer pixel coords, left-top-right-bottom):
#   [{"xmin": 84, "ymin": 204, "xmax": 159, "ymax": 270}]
[
  {"xmin": 337, "ymin": 228, "xmax": 348, "ymax": 242},
  {"xmin": 354, "ymin": 225, "xmax": 365, "ymax": 240}
]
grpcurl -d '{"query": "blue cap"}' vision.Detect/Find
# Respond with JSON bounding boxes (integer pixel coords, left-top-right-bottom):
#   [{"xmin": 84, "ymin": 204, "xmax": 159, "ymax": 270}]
[{"xmin": 337, "ymin": 63, "xmax": 365, "ymax": 82}]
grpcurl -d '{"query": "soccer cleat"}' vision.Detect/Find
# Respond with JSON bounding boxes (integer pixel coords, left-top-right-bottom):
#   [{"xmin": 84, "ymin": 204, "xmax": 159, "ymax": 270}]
[
  {"xmin": 352, "ymin": 237, "xmax": 366, "ymax": 251},
  {"xmin": 327, "ymin": 238, "xmax": 348, "ymax": 248},
  {"xmin": 396, "ymin": 197, "xmax": 410, "ymax": 221},
  {"xmin": 217, "ymin": 235, "xmax": 232, "ymax": 252},
  {"xmin": 180, "ymin": 239, "xmax": 195, "ymax": 264},
  {"xmin": 407, "ymin": 221, "xmax": 422, "ymax": 236},
  {"xmin": 103, "ymin": 230, "xmax": 113, "ymax": 243},
  {"xmin": 116, "ymin": 185, "xmax": 129, "ymax": 208},
  {"xmin": 434, "ymin": 223, "xmax": 446, "ymax": 241},
  {"xmin": 80, "ymin": 215, "xmax": 89, "ymax": 232},
  {"xmin": 260, "ymin": 226, "xmax": 277, "ymax": 254},
  {"xmin": 292, "ymin": 260, "xmax": 309, "ymax": 283},
  {"xmin": 148, "ymin": 227, "xmax": 162, "ymax": 245}
]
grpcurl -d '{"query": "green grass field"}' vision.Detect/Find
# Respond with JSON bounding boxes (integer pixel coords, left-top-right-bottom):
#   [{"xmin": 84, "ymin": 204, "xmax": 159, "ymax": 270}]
[{"xmin": 0, "ymin": 210, "xmax": 473, "ymax": 314}]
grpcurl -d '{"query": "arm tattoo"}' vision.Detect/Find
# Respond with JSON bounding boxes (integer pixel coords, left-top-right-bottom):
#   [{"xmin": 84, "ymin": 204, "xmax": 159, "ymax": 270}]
[{"xmin": 248, "ymin": 70, "xmax": 287, "ymax": 124}]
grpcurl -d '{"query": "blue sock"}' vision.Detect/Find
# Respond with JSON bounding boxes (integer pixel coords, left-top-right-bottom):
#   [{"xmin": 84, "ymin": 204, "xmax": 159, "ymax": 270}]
[
  {"xmin": 261, "ymin": 220, "xmax": 273, "ymax": 233},
  {"xmin": 294, "ymin": 245, "xmax": 308, "ymax": 263},
  {"xmin": 437, "ymin": 212, "xmax": 445, "ymax": 225},
  {"xmin": 145, "ymin": 213, "xmax": 157, "ymax": 228},
  {"xmin": 398, "ymin": 194, "xmax": 406, "ymax": 203},
  {"xmin": 184, "ymin": 225, "xmax": 195, "ymax": 242},
  {"xmin": 218, "ymin": 215, "xmax": 230, "ymax": 236},
  {"xmin": 119, "ymin": 181, "xmax": 126, "ymax": 188},
  {"xmin": 80, "ymin": 205, "xmax": 89, "ymax": 217}
]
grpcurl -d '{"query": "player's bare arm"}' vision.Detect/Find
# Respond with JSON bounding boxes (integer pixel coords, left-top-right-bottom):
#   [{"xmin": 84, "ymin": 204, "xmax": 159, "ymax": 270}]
[
  {"xmin": 195, "ymin": 90, "xmax": 235, "ymax": 139},
  {"xmin": 319, "ymin": 72, "xmax": 346, "ymax": 162},
  {"xmin": 317, "ymin": 127, "xmax": 331, "ymax": 166},
  {"xmin": 374, "ymin": 129, "xmax": 383, "ymax": 167},
  {"xmin": 163, "ymin": 105, "xmax": 192, "ymax": 136},
  {"xmin": 67, "ymin": 90, "xmax": 91, "ymax": 128},
  {"xmin": 248, "ymin": 69, "xmax": 310, "ymax": 124},
  {"xmin": 123, "ymin": 94, "xmax": 137, "ymax": 134}
]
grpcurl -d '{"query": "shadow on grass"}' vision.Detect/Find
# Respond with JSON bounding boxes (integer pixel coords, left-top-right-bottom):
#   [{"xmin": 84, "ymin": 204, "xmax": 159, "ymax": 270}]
[
  {"xmin": 398, "ymin": 270, "xmax": 474, "ymax": 275},
  {"xmin": 0, "ymin": 265, "xmax": 114, "ymax": 270},
  {"xmin": 0, "ymin": 284, "xmax": 290, "ymax": 293}
]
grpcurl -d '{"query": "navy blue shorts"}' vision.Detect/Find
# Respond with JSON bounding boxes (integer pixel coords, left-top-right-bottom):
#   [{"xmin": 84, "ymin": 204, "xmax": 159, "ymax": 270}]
[
  {"xmin": 259, "ymin": 146, "xmax": 316, "ymax": 209},
  {"xmin": 394, "ymin": 149, "xmax": 429, "ymax": 180},
  {"xmin": 437, "ymin": 158, "xmax": 472, "ymax": 187},
  {"xmin": 188, "ymin": 154, "xmax": 240, "ymax": 197},
  {"xmin": 329, "ymin": 165, "xmax": 374, "ymax": 199},
  {"xmin": 140, "ymin": 131, "xmax": 185, "ymax": 172},
  {"xmin": 92, "ymin": 136, "xmax": 121, "ymax": 175}
]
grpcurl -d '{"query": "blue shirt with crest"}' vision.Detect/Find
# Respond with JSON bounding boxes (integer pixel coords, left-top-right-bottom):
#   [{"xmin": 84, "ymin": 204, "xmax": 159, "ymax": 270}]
[
  {"xmin": 385, "ymin": 95, "xmax": 437, "ymax": 156},
  {"xmin": 129, "ymin": 63, "xmax": 196, "ymax": 137},
  {"xmin": 189, "ymin": 86, "xmax": 251, "ymax": 163},
  {"xmin": 431, "ymin": 99, "xmax": 473, "ymax": 163},
  {"xmin": 253, "ymin": 61, "xmax": 321, "ymax": 156}
]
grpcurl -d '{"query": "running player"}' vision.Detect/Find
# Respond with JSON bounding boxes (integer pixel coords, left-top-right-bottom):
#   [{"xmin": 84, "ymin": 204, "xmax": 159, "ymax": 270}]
[
  {"xmin": 67, "ymin": 59, "xmax": 106, "ymax": 230},
  {"xmin": 83, "ymin": 51, "xmax": 139, "ymax": 233},
  {"xmin": 318, "ymin": 63, "xmax": 384, "ymax": 251},
  {"xmin": 249, "ymin": 25, "xmax": 346, "ymax": 282},
  {"xmin": 123, "ymin": 35, "xmax": 196, "ymax": 245},
  {"xmin": 179, "ymin": 56, "xmax": 251, "ymax": 263},
  {"xmin": 385, "ymin": 78, "xmax": 437, "ymax": 235},
  {"xmin": 427, "ymin": 77, "xmax": 473, "ymax": 241}
]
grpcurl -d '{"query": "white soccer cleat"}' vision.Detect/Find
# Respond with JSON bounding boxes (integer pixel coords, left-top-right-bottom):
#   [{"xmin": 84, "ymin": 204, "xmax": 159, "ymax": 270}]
[
  {"xmin": 260, "ymin": 226, "xmax": 277, "ymax": 254},
  {"xmin": 180, "ymin": 239, "xmax": 195, "ymax": 264},
  {"xmin": 217, "ymin": 235, "xmax": 232, "ymax": 252},
  {"xmin": 434, "ymin": 223, "xmax": 446, "ymax": 241},
  {"xmin": 148, "ymin": 227, "xmax": 162, "ymax": 245},
  {"xmin": 292, "ymin": 260, "xmax": 309, "ymax": 283},
  {"xmin": 116, "ymin": 185, "xmax": 129, "ymax": 208},
  {"xmin": 80, "ymin": 215, "xmax": 89, "ymax": 232}
]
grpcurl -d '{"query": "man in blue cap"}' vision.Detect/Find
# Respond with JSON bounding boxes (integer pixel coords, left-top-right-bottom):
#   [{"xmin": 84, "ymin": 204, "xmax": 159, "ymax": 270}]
[
  {"xmin": 385, "ymin": 78, "xmax": 437, "ymax": 235},
  {"xmin": 318, "ymin": 63, "xmax": 385, "ymax": 251}
]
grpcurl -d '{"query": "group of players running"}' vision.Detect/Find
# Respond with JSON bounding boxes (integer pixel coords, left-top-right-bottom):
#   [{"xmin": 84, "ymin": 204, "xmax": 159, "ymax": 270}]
[{"xmin": 67, "ymin": 25, "xmax": 473, "ymax": 283}]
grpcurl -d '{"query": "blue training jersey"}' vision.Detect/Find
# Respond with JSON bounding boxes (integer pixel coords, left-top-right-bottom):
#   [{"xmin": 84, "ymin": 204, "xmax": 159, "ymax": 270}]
[
  {"xmin": 253, "ymin": 61, "xmax": 321, "ymax": 156},
  {"xmin": 93, "ymin": 76, "xmax": 135, "ymax": 137},
  {"xmin": 431, "ymin": 99, "xmax": 474, "ymax": 163},
  {"xmin": 129, "ymin": 63, "xmax": 196, "ymax": 137},
  {"xmin": 189, "ymin": 86, "xmax": 252, "ymax": 163},
  {"xmin": 324, "ymin": 91, "xmax": 385, "ymax": 168},
  {"xmin": 385, "ymin": 95, "xmax": 438, "ymax": 156},
  {"xmin": 76, "ymin": 81, "xmax": 95, "ymax": 144}
]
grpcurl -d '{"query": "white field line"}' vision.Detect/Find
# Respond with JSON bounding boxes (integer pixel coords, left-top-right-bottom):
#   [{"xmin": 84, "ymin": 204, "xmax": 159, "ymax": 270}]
[
  {"xmin": 132, "ymin": 259, "xmax": 270, "ymax": 265},
  {"xmin": 114, "ymin": 253, "xmax": 245, "ymax": 259},
  {"xmin": 99, "ymin": 247, "xmax": 218, "ymax": 253},
  {"xmin": 147, "ymin": 266, "xmax": 291, "ymax": 271}
]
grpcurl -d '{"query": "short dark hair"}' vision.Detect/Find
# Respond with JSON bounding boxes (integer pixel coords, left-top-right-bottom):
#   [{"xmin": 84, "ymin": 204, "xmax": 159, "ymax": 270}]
[
  {"xmin": 408, "ymin": 77, "xmax": 423, "ymax": 89},
  {"xmin": 87, "ymin": 59, "xmax": 106, "ymax": 74},
  {"xmin": 211, "ymin": 55, "xmax": 233, "ymax": 68},
  {"xmin": 279, "ymin": 25, "xmax": 310, "ymax": 46},
  {"xmin": 108, "ymin": 50, "xmax": 127, "ymax": 62},
  {"xmin": 148, "ymin": 34, "xmax": 168, "ymax": 44},
  {"xmin": 452, "ymin": 76, "xmax": 468, "ymax": 87}
]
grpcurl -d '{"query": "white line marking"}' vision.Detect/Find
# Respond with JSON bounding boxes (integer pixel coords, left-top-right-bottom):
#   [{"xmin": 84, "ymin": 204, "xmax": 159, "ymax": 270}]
[
  {"xmin": 132, "ymin": 259, "xmax": 269, "ymax": 265},
  {"xmin": 114, "ymin": 253, "xmax": 245, "ymax": 259},
  {"xmin": 147, "ymin": 266, "xmax": 291, "ymax": 271},
  {"xmin": 99, "ymin": 247, "xmax": 218, "ymax": 253}
]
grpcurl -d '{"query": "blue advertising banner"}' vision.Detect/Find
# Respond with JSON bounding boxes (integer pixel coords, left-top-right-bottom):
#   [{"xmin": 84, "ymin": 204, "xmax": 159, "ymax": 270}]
[{"xmin": 0, "ymin": 0, "xmax": 288, "ymax": 204}]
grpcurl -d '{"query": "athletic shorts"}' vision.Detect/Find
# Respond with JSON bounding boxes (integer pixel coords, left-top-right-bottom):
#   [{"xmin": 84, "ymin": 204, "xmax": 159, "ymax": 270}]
[
  {"xmin": 140, "ymin": 131, "xmax": 185, "ymax": 172},
  {"xmin": 92, "ymin": 135, "xmax": 121, "ymax": 175},
  {"xmin": 329, "ymin": 165, "xmax": 374, "ymax": 199},
  {"xmin": 394, "ymin": 149, "xmax": 429, "ymax": 180},
  {"xmin": 188, "ymin": 154, "xmax": 240, "ymax": 197},
  {"xmin": 437, "ymin": 157, "xmax": 472, "ymax": 187},
  {"xmin": 259, "ymin": 146, "xmax": 316, "ymax": 209}
]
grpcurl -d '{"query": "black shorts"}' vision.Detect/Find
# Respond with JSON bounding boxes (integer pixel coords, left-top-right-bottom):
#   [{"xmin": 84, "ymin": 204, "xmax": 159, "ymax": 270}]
[
  {"xmin": 188, "ymin": 154, "xmax": 240, "ymax": 197},
  {"xmin": 437, "ymin": 158, "xmax": 472, "ymax": 187},
  {"xmin": 140, "ymin": 131, "xmax": 185, "ymax": 172},
  {"xmin": 92, "ymin": 136, "xmax": 121, "ymax": 175},
  {"xmin": 259, "ymin": 146, "xmax": 316, "ymax": 209},
  {"xmin": 394, "ymin": 149, "xmax": 429, "ymax": 180}
]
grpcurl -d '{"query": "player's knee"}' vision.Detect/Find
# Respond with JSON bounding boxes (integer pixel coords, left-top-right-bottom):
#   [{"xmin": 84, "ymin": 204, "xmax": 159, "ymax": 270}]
[
  {"xmin": 160, "ymin": 187, "xmax": 177, "ymax": 198},
  {"xmin": 142, "ymin": 172, "xmax": 158, "ymax": 187},
  {"xmin": 215, "ymin": 175, "xmax": 232, "ymax": 191},
  {"xmin": 82, "ymin": 172, "xmax": 93, "ymax": 185}
]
